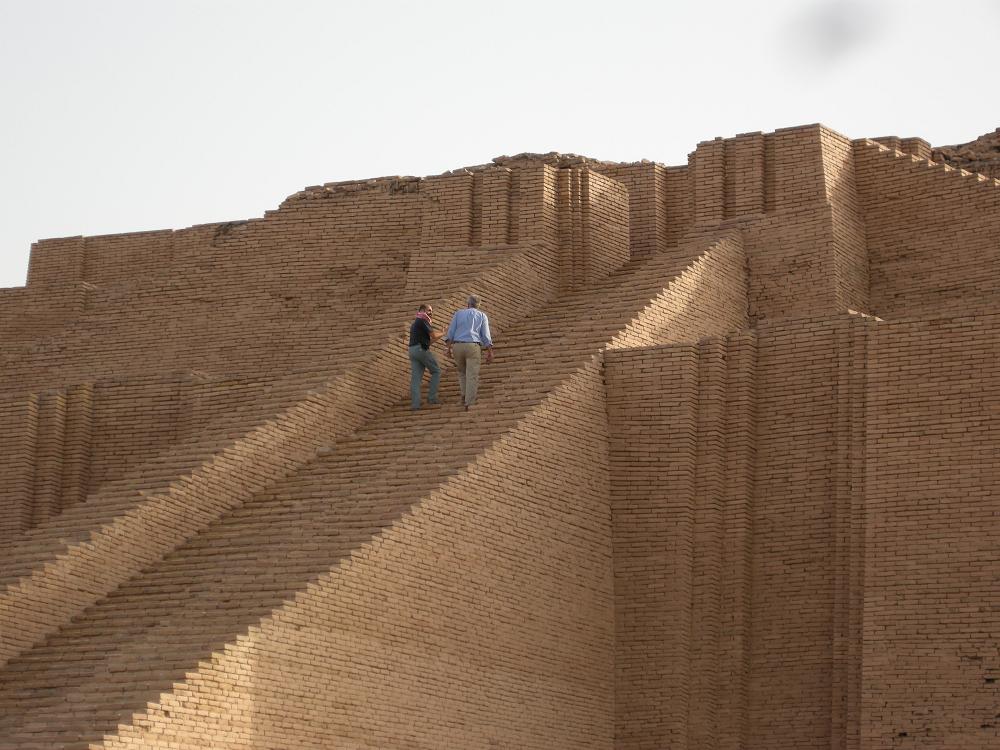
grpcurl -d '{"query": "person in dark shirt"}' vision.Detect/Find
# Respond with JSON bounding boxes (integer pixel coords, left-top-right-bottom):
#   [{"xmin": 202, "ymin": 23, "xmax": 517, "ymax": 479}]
[{"xmin": 408, "ymin": 303, "xmax": 443, "ymax": 410}]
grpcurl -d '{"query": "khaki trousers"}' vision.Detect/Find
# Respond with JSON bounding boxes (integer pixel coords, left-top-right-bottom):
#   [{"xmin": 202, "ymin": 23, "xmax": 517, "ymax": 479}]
[{"xmin": 452, "ymin": 342, "xmax": 482, "ymax": 406}]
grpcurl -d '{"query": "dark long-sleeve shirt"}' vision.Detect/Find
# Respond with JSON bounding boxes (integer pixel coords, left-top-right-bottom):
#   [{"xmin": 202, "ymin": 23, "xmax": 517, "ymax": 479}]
[{"xmin": 409, "ymin": 317, "xmax": 432, "ymax": 350}]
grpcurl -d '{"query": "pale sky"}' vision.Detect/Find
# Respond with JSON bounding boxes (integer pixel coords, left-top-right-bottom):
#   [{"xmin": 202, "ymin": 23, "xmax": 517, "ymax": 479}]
[{"xmin": 1, "ymin": 0, "xmax": 997, "ymax": 288}]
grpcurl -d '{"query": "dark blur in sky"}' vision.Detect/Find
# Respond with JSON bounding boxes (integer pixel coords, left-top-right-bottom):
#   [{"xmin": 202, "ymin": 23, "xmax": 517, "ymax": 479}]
[
  {"xmin": 1, "ymin": 0, "xmax": 997, "ymax": 287},
  {"xmin": 783, "ymin": 0, "xmax": 886, "ymax": 67}
]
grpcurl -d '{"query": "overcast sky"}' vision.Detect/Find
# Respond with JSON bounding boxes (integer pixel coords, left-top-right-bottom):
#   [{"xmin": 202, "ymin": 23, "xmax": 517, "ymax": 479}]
[{"xmin": 1, "ymin": 0, "xmax": 997, "ymax": 288}]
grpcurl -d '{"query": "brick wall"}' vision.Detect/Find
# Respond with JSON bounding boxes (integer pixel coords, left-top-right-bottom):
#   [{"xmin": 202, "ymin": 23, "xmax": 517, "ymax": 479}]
[
  {"xmin": 607, "ymin": 313, "xmax": 873, "ymax": 750},
  {"xmin": 594, "ymin": 162, "xmax": 669, "ymax": 258},
  {"xmin": 0, "ymin": 370, "xmax": 348, "ymax": 543},
  {"xmin": 605, "ymin": 306, "xmax": 1000, "ymax": 749},
  {"xmin": 606, "ymin": 232, "xmax": 749, "ymax": 750},
  {"xmin": 0, "ymin": 157, "xmax": 581, "ymax": 547},
  {"xmin": 2, "ymin": 198, "xmax": 419, "ymax": 391},
  {"xmin": 854, "ymin": 139, "xmax": 1000, "ymax": 318},
  {"xmin": 681, "ymin": 125, "xmax": 871, "ymax": 323},
  {"xmin": 0, "ymin": 394, "xmax": 37, "ymax": 541},
  {"xmin": 102, "ymin": 356, "xmax": 618, "ymax": 750},
  {"xmin": 688, "ymin": 125, "xmax": 828, "ymax": 227},
  {"xmin": 0, "ymin": 387, "xmax": 93, "ymax": 540},
  {"xmin": 1, "ymin": 123, "xmax": 998, "ymax": 748},
  {"xmin": 557, "ymin": 167, "xmax": 630, "ymax": 289},
  {"xmin": 93, "ymin": 230, "xmax": 744, "ymax": 750},
  {"xmin": 750, "ymin": 315, "xmax": 869, "ymax": 750},
  {"xmin": 874, "ymin": 136, "xmax": 932, "ymax": 161},
  {"xmin": 0, "ymin": 240, "xmax": 561, "ymax": 670},
  {"xmin": 607, "ymin": 231, "xmax": 748, "ymax": 351},
  {"xmin": 863, "ymin": 312, "xmax": 1000, "ymax": 748},
  {"xmin": 741, "ymin": 206, "xmax": 843, "ymax": 320},
  {"xmin": 0, "ymin": 283, "xmax": 87, "ymax": 342},
  {"xmin": 821, "ymin": 127, "xmax": 870, "ymax": 313},
  {"xmin": 2, "ymin": 159, "xmax": 628, "ymax": 396},
  {"xmin": 612, "ymin": 332, "xmax": 759, "ymax": 750},
  {"xmin": 665, "ymin": 165, "xmax": 693, "ymax": 246}
]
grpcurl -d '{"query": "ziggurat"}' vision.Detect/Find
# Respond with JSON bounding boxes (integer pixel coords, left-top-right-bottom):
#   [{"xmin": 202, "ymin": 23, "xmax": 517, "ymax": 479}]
[{"xmin": 0, "ymin": 123, "xmax": 998, "ymax": 749}]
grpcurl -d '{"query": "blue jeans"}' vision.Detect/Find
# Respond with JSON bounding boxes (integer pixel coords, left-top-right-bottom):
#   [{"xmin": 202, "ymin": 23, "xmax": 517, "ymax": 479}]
[{"xmin": 409, "ymin": 345, "xmax": 440, "ymax": 409}]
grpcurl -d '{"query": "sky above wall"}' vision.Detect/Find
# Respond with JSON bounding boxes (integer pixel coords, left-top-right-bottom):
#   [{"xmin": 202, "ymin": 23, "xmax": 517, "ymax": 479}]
[{"xmin": 1, "ymin": 0, "xmax": 997, "ymax": 288}]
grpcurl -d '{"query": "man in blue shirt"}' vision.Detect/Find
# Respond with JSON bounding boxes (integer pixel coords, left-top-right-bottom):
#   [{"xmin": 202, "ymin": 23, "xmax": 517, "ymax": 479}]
[{"xmin": 444, "ymin": 295, "xmax": 494, "ymax": 410}]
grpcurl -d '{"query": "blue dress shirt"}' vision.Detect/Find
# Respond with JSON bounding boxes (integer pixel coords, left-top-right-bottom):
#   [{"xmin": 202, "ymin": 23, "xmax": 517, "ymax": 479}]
[{"xmin": 445, "ymin": 307, "xmax": 493, "ymax": 348}]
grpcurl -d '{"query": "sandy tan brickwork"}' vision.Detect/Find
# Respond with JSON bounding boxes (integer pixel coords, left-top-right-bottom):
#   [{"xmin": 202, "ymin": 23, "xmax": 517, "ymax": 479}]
[
  {"xmin": 0, "ymin": 241, "xmax": 563, "ymax": 670},
  {"xmin": 863, "ymin": 313, "xmax": 1000, "ymax": 748},
  {"xmin": 607, "ymin": 335, "xmax": 755, "ymax": 750},
  {"xmin": 99, "ymin": 354, "xmax": 620, "ymax": 750},
  {"xmin": 607, "ymin": 315, "xmax": 871, "ymax": 750},
  {"xmin": 0, "ymin": 234, "xmax": 728, "ymax": 747},
  {"xmin": 0, "ymin": 122, "xmax": 997, "ymax": 749},
  {"xmin": 854, "ymin": 138, "xmax": 1000, "ymax": 318}
]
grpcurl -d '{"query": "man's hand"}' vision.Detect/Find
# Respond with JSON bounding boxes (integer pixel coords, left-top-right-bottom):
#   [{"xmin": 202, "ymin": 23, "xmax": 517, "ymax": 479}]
[
  {"xmin": 445, "ymin": 346, "xmax": 453, "ymax": 360},
  {"xmin": 484, "ymin": 348, "xmax": 494, "ymax": 364}
]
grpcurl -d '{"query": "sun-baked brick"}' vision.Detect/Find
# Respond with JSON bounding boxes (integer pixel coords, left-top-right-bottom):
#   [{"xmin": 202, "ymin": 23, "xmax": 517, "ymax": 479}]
[{"xmin": 0, "ymin": 123, "xmax": 997, "ymax": 749}]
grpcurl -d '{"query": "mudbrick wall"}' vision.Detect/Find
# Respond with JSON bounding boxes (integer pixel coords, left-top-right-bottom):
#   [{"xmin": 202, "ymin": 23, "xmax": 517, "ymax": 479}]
[
  {"xmin": 607, "ymin": 315, "xmax": 871, "ymax": 750},
  {"xmin": 864, "ymin": 313, "xmax": 1000, "ymax": 749},
  {"xmin": 854, "ymin": 138, "xmax": 1000, "ymax": 319},
  {"xmin": 0, "ymin": 122, "xmax": 997, "ymax": 749}
]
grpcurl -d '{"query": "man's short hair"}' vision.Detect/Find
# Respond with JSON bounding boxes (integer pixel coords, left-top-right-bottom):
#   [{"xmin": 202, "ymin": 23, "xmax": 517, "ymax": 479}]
[
  {"xmin": 467, "ymin": 295, "xmax": 479, "ymax": 308},
  {"xmin": 418, "ymin": 304, "xmax": 428, "ymax": 312}
]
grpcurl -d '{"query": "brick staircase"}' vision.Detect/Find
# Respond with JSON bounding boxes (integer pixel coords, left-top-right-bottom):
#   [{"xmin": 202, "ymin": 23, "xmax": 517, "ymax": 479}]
[
  {"xmin": 853, "ymin": 137, "xmax": 1000, "ymax": 320},
  {"xmin": 0, "ymin": 233, "xmax": 747, "ymax": 748},
  {"xmin": 858, "ymin": 138, "xmax": 1000, "ymax": 189},
  {"xmin": 0, "ymin": 242, "xmax": 559, "ymax": 672}
]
